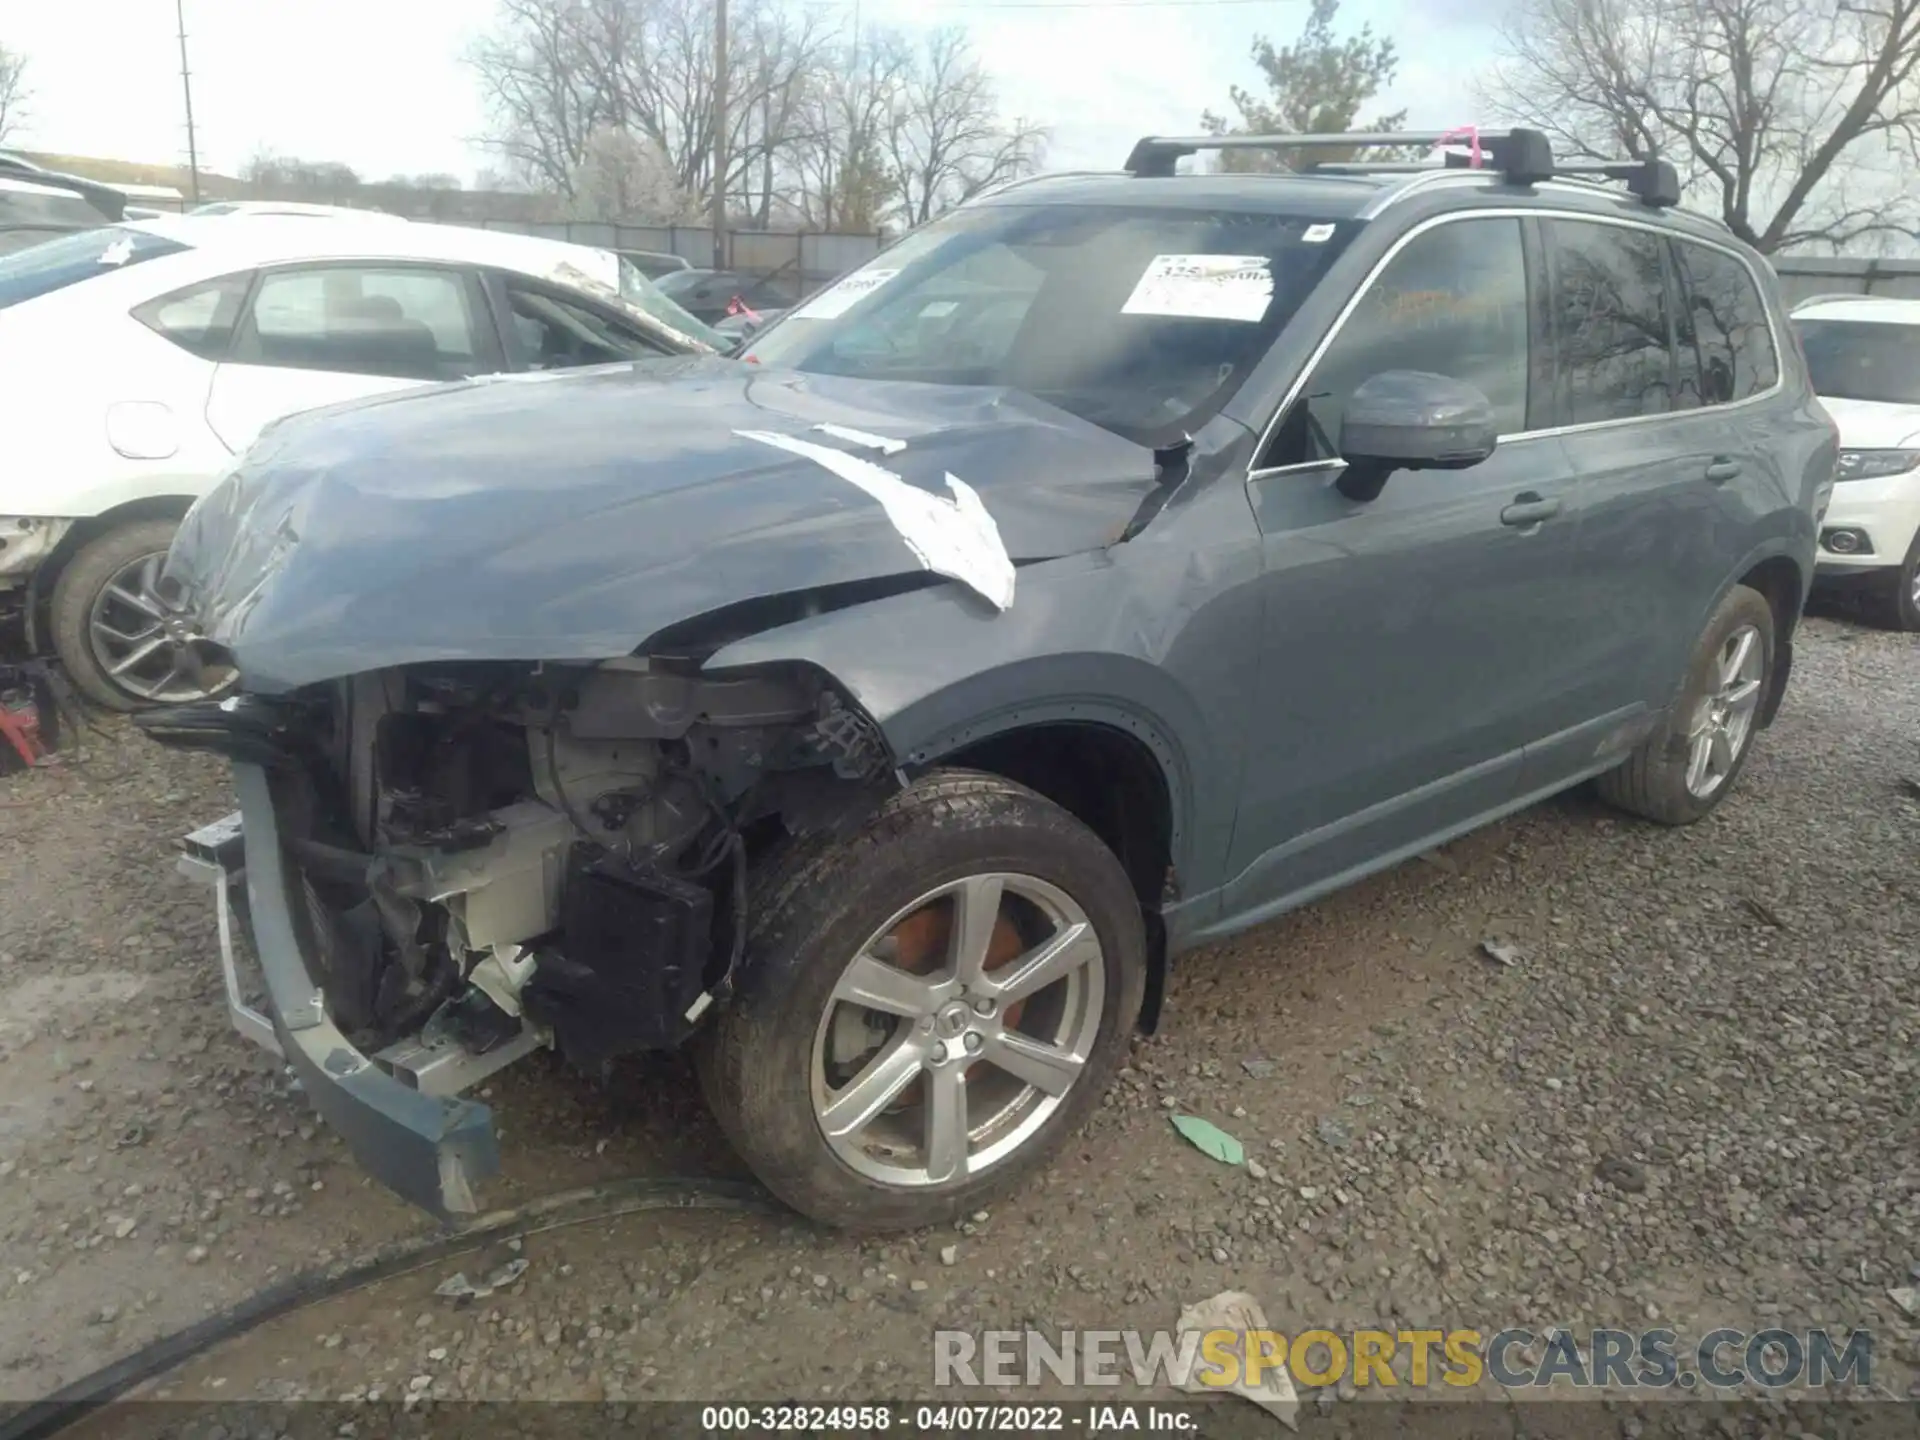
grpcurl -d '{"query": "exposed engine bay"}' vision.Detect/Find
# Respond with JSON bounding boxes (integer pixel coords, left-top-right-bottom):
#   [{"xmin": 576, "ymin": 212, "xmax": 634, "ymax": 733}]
[{"xmin": 146, "ymin": 658, "xmax": 892, "ymax": 1076}]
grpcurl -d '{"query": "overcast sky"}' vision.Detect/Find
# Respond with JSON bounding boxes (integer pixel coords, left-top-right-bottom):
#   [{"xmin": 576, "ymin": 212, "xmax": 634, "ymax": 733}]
[{"xmin": 0, "ymin": 0, "xmax": 1504, "ymax": 185}]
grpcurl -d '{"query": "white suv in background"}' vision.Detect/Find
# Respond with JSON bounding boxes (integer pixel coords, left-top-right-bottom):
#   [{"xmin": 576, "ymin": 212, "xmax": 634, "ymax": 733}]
[
  {"xmin": 0, "ymin": 215, "xmax": 725, "ymax": 708},
  {"xmin": 1791, "ymin": 295, "xmax": 1920, "ymax": 630}
]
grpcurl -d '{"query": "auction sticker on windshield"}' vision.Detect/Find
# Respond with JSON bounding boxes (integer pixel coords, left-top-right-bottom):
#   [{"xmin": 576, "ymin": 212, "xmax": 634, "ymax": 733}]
[
  {"xmin": 1122, "ymin": 254, "xmax": 1273, "ymax": 322},
  {"xmin": 793, "ymin": 268, "xmax": 900, "ymax": 320}
]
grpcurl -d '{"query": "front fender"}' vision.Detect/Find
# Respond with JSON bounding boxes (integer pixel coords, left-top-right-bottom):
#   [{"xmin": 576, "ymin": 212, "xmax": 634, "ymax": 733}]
[{"xmin": 701, "ymin": 519, "xmax": 1268, "ymax": 930}]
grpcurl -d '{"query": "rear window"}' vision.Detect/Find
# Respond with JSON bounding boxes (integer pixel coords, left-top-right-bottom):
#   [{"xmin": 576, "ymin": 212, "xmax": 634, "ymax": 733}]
[
  {"xmin": 0, "ymin": 227, "xmax": 190, "ymax": 310},
  {"xmin": 1793, "ymin": 318, "xmax": 1920, "ymax": 407}
]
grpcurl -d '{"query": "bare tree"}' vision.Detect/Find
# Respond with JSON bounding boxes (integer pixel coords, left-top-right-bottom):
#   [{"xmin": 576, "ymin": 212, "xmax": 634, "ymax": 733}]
[
  {"xmin": 883, "ymin": 27, "xmax": 1046, "ymax": 227},
  {"xmin": 1485, "ymin": 0, "xmax": 1920, "ymax": 251},
  {"xmin": 466, "ymin": 0, "xmax": 619, "ymax": 195},
  {"xmin": 0, "ymin": 44, "xmax": 29, "ymax": 145},
  {"xmin": 565, "ymin": 124, "xmax": 705, "ymax": 221},
  {"xmin": 792, "ymin": 31, "xmax": 912, "ymax": 230},
  {"xmin": 467, "ymin": 0, "xmax": 828, "ymax": 216}
]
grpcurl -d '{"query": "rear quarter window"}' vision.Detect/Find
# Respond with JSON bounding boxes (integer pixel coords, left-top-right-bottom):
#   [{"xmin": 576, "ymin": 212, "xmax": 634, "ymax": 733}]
[
  {"xmin": 0, "ymin": 227, "xmax": 190, "ymax": 310},
  {"xmin": 131, "ymin": 272, "xmax": 254, "ymax": 361},
  {"xmin": 1671, "ymin": 241, "xmax": 1778, "ymax": 406}
]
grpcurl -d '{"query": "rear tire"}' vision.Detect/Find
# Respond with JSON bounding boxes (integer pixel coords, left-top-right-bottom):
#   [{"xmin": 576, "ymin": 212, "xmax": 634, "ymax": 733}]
[
  {"xmin": 696, "ymin": 770, "xmax": 1146, "ymax": 1232},
  {"xmin": 1596, "ymin": 584, "xmax": 1775, "ymax": 825}
]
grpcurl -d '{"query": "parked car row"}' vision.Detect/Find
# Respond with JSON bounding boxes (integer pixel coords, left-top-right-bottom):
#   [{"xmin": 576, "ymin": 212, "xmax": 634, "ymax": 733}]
[
  {"xmin": 0, "ymin": 211, "xmax": 740, "ymax": 708},
  {"xmin": 0, "ymin": 128, "xmax": 1899, "ymax": 1241}
]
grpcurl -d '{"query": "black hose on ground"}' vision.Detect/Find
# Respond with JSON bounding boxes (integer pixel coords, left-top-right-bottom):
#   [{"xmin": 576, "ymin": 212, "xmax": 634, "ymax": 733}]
[{"xmin": 0, "ymin": 1175, "xmax": 785, "ymax": 1440}]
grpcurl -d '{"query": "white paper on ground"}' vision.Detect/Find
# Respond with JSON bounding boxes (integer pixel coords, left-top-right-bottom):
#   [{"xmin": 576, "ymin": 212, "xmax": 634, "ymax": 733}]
[
  {"xmin": 1122, "ymin": 254, "xmax": 1274, "ymax": 323},
  {"xmin": 1166, "ymin": 1290, "xmax": 1300, "ymax": 1430},
  {"xmin": 791, "ymin": 268, "xmax": 900, "ymax": 320},
  {"xmin": 734, "ymin": 428, "xmax": 1015, "ymax": 610}
]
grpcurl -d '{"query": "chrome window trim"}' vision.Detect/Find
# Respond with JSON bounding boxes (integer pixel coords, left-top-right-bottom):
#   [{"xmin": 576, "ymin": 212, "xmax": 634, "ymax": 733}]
[{"xmin": 1247, "ymin": 205, "xmax": 1786, "ymax": 480}]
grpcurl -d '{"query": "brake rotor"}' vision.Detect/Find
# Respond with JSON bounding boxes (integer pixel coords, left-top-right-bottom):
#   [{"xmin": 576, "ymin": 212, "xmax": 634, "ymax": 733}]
[{"xmin": 867, "ymin": 892, "xmax": 1030, "ymax": 1114}]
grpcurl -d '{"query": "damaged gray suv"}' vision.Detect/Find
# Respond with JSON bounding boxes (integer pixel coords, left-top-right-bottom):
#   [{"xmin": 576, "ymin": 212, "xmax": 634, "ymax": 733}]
[{"xmin": 141, "ymin": 129, "xmax": 1835, "ymax": 1232}]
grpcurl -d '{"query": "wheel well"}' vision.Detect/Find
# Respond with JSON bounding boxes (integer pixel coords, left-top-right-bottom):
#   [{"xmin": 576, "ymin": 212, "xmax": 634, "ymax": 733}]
[
  {"xmin": 23, "ymin": 496, "xmax": 197, "ymax": 653},
  {"xmin": 1736, "ymin": 555, "xmax": 1802, "ymax": 728},
  {"xmin": 941, "ymin": 721, "xmax": 1174, "ymax": 1033}
]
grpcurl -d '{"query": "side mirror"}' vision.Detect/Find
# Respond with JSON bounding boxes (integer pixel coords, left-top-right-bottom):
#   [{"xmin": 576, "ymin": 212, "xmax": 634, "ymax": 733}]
[{"xmin": 1336, "ymin": 370, "xmax": 1499, "ymax": 502}]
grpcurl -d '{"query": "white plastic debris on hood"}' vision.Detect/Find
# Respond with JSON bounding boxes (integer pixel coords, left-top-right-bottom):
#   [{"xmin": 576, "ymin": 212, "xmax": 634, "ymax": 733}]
[
  {"xmin": 735, "ymin": 427, "xmax": 1016, "ymax": 610},
  {"xmin": 1167, "ymin": 1290, "xmax": 1300, "ymax": 1430}
]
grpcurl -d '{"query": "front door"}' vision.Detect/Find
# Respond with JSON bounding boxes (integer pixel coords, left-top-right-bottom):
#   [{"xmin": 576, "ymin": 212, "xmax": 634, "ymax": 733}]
[{"xmin": 1224, "ymin": 213, "xmax": 1591, "ymax": 919}]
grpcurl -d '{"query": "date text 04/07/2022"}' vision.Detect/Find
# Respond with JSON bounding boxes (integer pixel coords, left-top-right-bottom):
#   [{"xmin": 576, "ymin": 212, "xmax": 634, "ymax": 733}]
[{"xmin": 698, "ymin": 1402, "xmax": 1200, "ymax": 1432}]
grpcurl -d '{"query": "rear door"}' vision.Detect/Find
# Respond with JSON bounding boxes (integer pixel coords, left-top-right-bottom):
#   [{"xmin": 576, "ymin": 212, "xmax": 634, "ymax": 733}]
[
  {"xmin": 1527, "ymin": 219, "xmax": 1780, "ymax": 785},
  {"xmin": 204, "ymin": 262, "xmax": 499, "ymax": 453}
]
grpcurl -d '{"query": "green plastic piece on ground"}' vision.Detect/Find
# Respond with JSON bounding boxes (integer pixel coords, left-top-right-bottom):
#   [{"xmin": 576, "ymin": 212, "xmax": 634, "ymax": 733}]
[{"xmin": 1170, "ymin": 1114, "xmax": 1244, "ymax": 1166}]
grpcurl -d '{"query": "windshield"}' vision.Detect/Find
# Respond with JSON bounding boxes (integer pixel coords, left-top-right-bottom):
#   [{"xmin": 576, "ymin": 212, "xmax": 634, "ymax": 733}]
[
  {"xmin": 1794, "ymin": 318, "xmax": 1920, "ymax": 407},
  {"xmin": 0, "ymin": 226, "xmax": 190, "ymax": 310},
  {"xmin": 653, "ymin": 269, "xmax": 710, "ymax": 298},
  {"xmin": 744, "ymin": 203, "xmax": 1357, "ymax": 446},
  {"xmin": 617, "ymin": 258, "xmax": 729, "ymax": 350}
]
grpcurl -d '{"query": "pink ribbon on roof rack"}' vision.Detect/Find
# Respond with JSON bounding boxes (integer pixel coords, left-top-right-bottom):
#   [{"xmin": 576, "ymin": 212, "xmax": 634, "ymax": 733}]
[{"xmin": 1435, "ymin": 126, "xmax": 1483, "ymax": 167}]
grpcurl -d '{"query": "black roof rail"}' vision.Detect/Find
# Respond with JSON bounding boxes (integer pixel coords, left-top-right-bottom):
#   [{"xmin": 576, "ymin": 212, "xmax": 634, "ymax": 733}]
[
  {"xmin": 1122, "ymin": 129, "xmax": 1557, "ymax": 184},
  {"xmin": 1122, "ymin": 129, "xmax": 1685, "ymax": 210},
  {"xmin": 0, "ymin": 152, "xmax": 128, "ymax": 221},
  {"xmin": 1550, "ymin": 157, "xmax": 1681, "ymax": 208}
]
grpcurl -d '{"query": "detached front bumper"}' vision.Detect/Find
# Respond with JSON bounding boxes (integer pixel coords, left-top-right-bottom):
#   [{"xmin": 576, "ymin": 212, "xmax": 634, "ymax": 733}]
[{"xmin": 178, "ymin": 763, "xmax": 538, "ymax": 1219}]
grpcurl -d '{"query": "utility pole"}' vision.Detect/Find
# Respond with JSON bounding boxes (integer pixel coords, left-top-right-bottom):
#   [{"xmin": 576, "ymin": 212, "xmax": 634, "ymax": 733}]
[
  {"xmin": 710, "ymin": 0, "xmax": 727, "ymax": 270},
  {"xmin": 175, "ymin": 0, "xmax": 202, "ymax": 206}
]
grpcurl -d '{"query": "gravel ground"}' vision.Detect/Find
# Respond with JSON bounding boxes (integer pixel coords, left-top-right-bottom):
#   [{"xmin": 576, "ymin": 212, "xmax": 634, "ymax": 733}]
[{"xmin": 1, "ymin": 613, "xmax": 1915, "ymax": 1421}]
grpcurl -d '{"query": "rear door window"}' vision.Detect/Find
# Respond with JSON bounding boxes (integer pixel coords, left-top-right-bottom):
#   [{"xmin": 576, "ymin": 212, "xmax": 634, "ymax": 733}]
[
  {"xmin": 0, "ymin": 227, "xmax": 190, "ymax": 310},
  {"xmin": 232, "ymin": 265, "xmax": 486, "ymax": 382},
  {"xmin": 1671, "ymin": 241, "xmax": 1778, "ymax": 406},
  {"xmin": 1542, "ymin": 219, "xmax": 1676, "ymax": 424}
]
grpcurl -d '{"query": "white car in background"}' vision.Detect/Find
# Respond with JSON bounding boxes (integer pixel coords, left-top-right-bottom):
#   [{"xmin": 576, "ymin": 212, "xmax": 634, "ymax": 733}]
[
  {"xmin": 0, "ymin": 214, "xmax": 727, "ymax": 708},
  {"xmin": 1791, "ymin": 295, "xmax": 1920, "ymax": 630}
]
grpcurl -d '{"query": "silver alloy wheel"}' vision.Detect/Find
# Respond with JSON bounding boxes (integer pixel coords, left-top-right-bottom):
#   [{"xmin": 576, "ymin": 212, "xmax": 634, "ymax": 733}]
[
  {"xmin": 87, "ymin": 551, "xmax": 235, "ymax": 704},
  {"xmin": 1683, "ymin": 622, "xmax": 1764, "ymax": 799},
  {"xmin": 810, "ymin": 872, "xmax": 1106, "ymax": 1189},
  {"xmin": 1909, "ymin": 561, "xmax": 1920, "ymax": 609}
]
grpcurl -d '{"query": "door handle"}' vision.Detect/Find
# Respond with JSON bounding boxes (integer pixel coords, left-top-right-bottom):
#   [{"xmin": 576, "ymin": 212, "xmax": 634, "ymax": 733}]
[
  {"xmin": 1705, "ymin": 456, "xmax": 1743, "ymax": 484},
  {"xmin": 1499, "ymin": 493, "xmax": 1562, "ymax": 527}
]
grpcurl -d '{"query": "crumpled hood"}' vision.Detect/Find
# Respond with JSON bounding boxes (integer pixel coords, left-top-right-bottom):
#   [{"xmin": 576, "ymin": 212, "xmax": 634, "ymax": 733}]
[{"xmin": 168, "ymin": 356, "xmax": 1158, "ymax": 693}]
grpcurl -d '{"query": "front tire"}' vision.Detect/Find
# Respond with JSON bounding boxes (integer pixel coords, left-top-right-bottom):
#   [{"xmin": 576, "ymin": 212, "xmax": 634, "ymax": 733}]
[
  {"xmin": 697, "ymin": 770, "xmax": 1146, "ymax": 1232},
  {"xmin": 1866, "ymin": 531, "xmax": 1920, "ymax": 632},
  {"xmin": 1597, "ymin": 583, "xmax": 1775, "ymax": 825},
  {"xmin": 49, "ymin": 519, "xmax": 235, "ymax": 711}
]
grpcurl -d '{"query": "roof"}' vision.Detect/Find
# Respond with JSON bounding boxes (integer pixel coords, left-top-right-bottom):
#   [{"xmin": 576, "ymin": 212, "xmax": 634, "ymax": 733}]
[
  {"xmin": 121, "ymin": 212, "xmax": 617, "ymax": 275},
  {"xmin": 189, "ymin": 200, "xmax": 400, "ymax": 219},
  {"xmin": 973, "ymin": 170, "xmax": 1394, "ymax": 219},
  {"xmin": 970, "ymin": 166, "xmax": 1737, "ymax": 240},
  {"xmin": 1790, "ymin": 294, "xmax": 1920, "ymax": 324}
]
